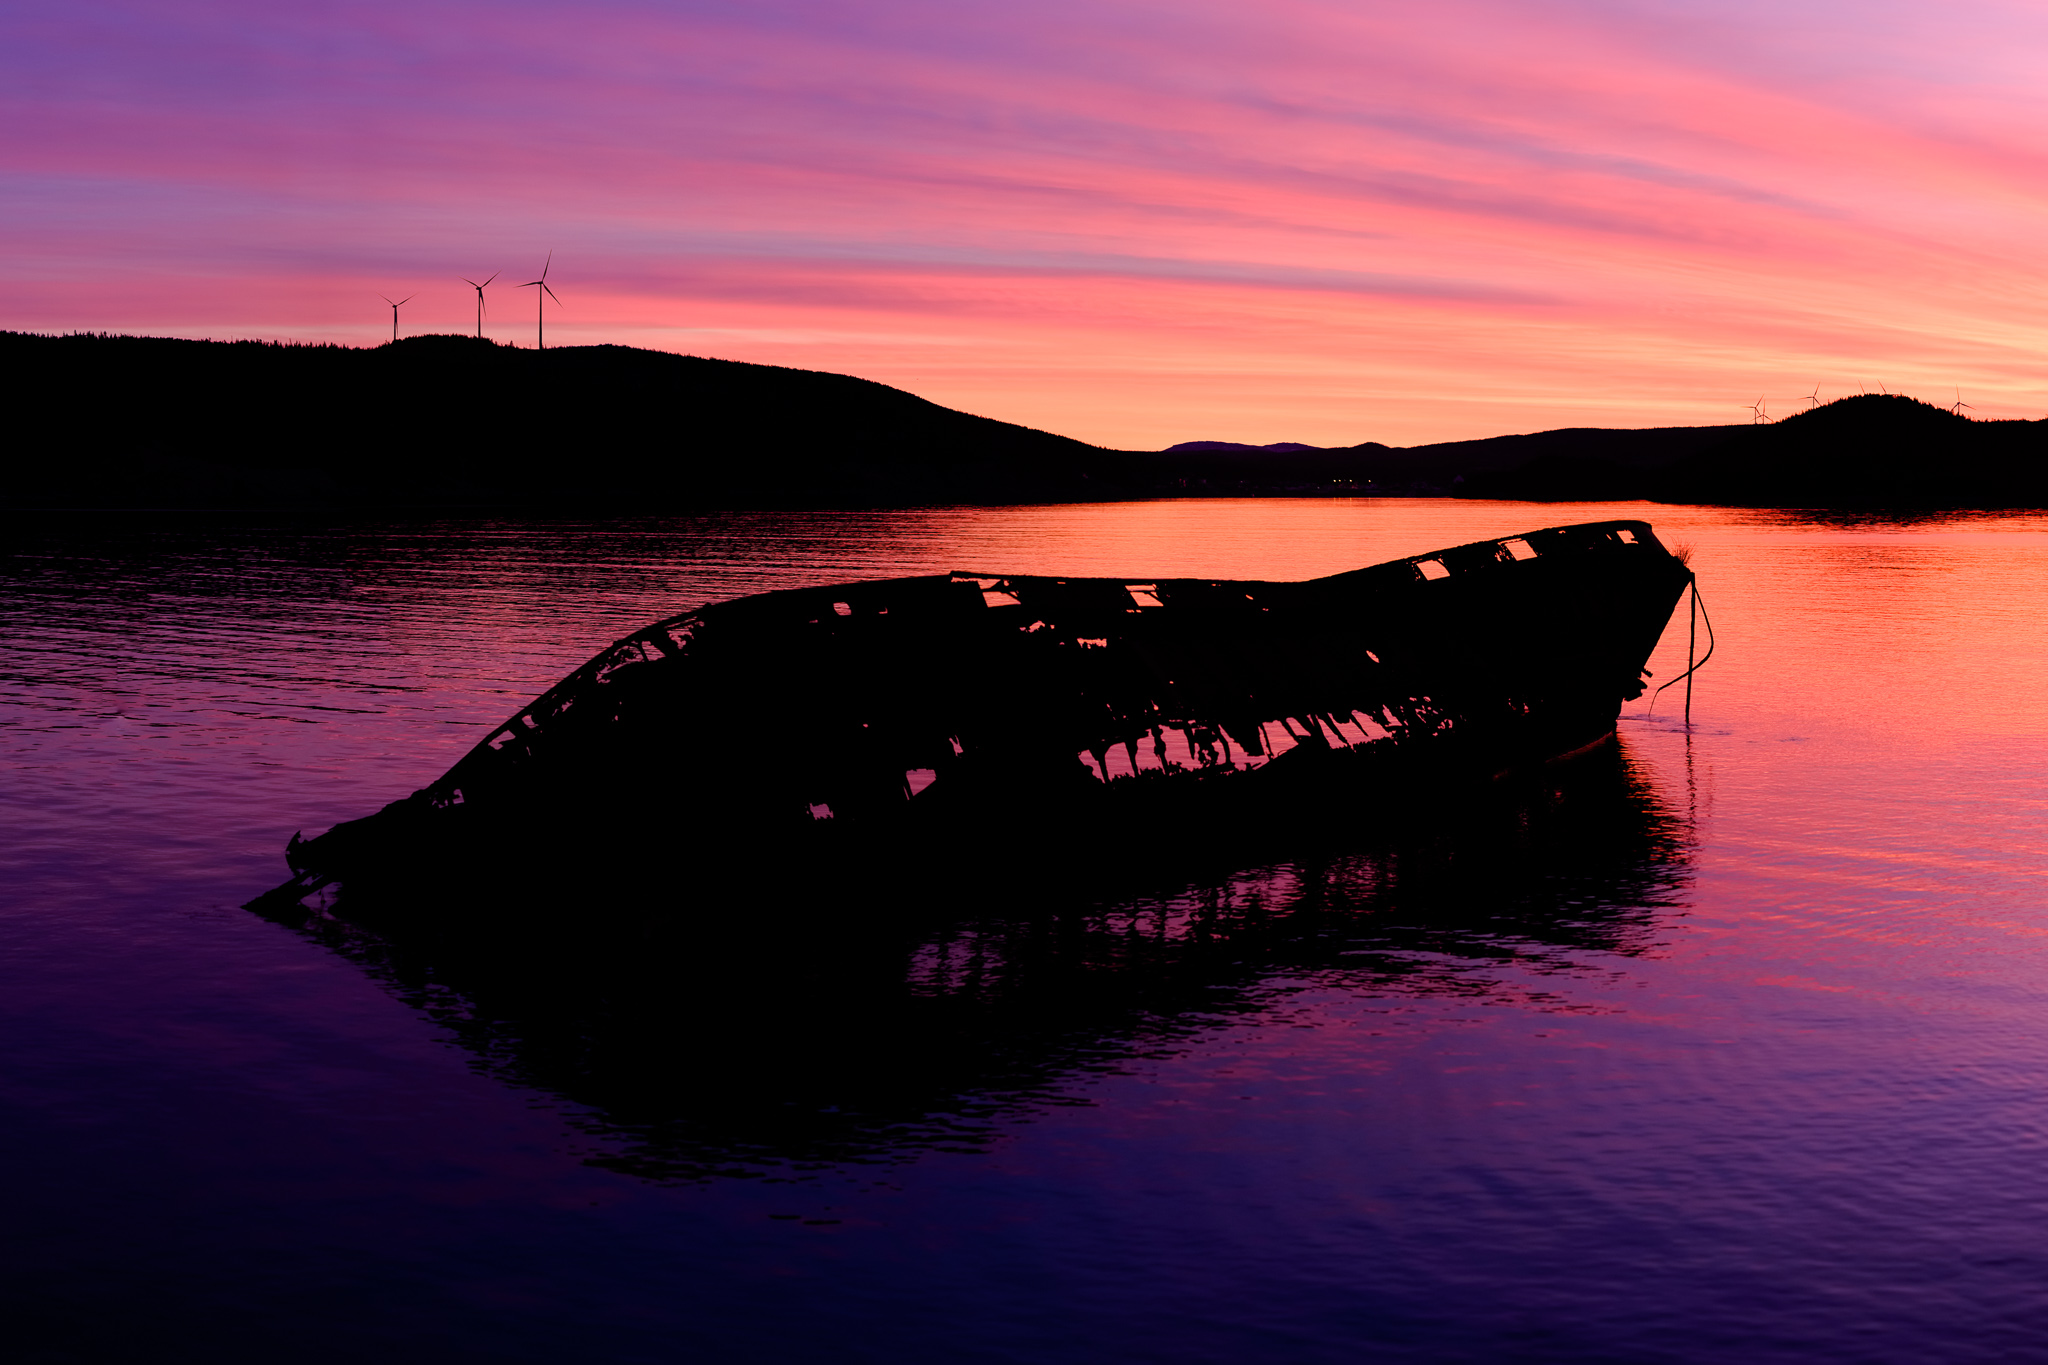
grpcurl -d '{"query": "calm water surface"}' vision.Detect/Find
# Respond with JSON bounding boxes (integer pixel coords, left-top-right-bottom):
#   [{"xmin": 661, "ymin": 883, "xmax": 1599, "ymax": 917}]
[{"xmin": 5, "ymin": 499, "xmax": 2048, "ymax": 1363}]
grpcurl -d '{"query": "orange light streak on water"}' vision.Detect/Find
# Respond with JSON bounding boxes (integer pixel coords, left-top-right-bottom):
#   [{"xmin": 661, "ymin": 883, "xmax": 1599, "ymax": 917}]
[{"xmin": 9, "ymin": 500, "xmax": 2048, "ymax": 1361}]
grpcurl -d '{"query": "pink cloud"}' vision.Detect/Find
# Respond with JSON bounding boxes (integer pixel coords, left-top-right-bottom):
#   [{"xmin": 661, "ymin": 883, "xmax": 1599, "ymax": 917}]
[{"xmin": 9, "ymin": 0, "xmax": 2048, "ymax": 446}]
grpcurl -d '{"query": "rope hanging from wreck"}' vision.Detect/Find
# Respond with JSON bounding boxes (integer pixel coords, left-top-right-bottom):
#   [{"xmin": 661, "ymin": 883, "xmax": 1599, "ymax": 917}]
[{"xmin": 1649, "ymin": 577, "xmax": 1716, "ymax": 721}]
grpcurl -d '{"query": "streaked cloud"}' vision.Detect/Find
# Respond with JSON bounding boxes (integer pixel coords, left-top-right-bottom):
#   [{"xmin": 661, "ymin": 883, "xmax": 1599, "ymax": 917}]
[{"xmin": 7, "ymin": 0, "xmax": 2048, "ymax": 446}]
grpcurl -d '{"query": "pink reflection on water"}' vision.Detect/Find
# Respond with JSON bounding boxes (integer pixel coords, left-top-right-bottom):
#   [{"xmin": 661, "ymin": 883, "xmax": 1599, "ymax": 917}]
[{"xmin": 10, "ymin": 500, "xmax": 2048, "ymax": 1358}]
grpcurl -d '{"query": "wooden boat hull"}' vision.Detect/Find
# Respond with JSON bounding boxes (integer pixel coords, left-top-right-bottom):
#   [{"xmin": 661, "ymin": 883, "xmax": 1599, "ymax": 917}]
[{"xmin": 259, "ymin": 519, "xmax": 1692, "ymax": 905}]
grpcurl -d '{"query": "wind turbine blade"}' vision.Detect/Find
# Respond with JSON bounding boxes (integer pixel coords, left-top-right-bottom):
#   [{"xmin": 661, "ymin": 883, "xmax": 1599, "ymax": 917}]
[
  {"xmin": 462, "ymin": 278, "xmax": 479, "ymax": 288},
  {"xmin": 540, "ymin": 250, "xmax": 552, "ymax": 281},
  {"xmin": 398, "ymin": 296, "xmax": 414, "ymax": 306},
  {"xmin": 542, "ymin": 284, "xmax": 561, "ymax": 304},
  {"xmin": 482, "ymin": 271, "xmax": 499, "ymax": 286},
  {"xmin": 380, "ymin": 295, "xmax": 394, "ymax": 305}
]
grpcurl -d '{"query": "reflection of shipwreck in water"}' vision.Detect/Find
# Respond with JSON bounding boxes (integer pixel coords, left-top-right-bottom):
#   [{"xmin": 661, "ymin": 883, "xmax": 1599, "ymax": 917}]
[
  {"xmin": 260, "ymin": 739, "xmax": 1697, "ymax": 1183},
  {"xmin": 258, "ymin": 519, "xmax": 1692, "ymax": 904}
]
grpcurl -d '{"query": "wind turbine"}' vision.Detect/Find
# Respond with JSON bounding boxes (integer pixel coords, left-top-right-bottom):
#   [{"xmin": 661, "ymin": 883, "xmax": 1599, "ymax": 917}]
[
  {"xmin": 461, "ymin": 272, "xmax": 498, "ymax": 339},
  {"xmin": 1803, "ymin": 383, "xmax": 1821, "ymax": 410},
  {"xmin": 1952, "ymin": 388, "xmax": 1974, "ymax": 416},
  {"xmin": 1747, "ymin": 395, "xmax": 1769, "ymax": 424},
  {"xmin": 379, "ymin": 294, "xmax": 414, "ymax": 344},
  {"xmin": 519, "ymin": 253, "xmax": 560, "ymax": 349}
]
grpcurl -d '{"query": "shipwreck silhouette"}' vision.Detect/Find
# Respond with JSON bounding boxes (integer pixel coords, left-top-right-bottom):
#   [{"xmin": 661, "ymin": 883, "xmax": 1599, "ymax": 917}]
[{"xmin": 254, "ymin": 519, "xmax": 1693, "ymax": 906}]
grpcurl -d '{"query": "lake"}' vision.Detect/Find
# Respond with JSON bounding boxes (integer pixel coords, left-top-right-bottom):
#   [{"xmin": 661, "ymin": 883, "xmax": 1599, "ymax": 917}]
[{"xmin": 5, "ymin": 498, "xmax": 2048, "ymax": 1363}]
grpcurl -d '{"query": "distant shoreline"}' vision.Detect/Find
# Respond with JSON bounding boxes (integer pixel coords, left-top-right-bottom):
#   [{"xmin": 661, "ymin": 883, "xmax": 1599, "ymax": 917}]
[{"xmin": 7, "ymin": 331, "xmax": 2043, "ymax": 512}]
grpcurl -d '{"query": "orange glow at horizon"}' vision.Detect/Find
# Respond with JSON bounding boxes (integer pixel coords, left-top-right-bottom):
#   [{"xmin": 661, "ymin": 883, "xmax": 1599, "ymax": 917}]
[{"xmin": 11, "ymin": 1, "xmax": 2048, "ymax": 446}]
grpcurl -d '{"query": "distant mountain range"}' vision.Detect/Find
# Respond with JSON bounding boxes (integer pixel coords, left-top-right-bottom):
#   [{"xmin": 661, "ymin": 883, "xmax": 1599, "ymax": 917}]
[
  {"xmin": 1163, "ymin": 440, "xmax": 1328, "ymax": 453},
  {"xmin": 6, "ymin": 331, "xmax": 2044, "ymax": 509}
]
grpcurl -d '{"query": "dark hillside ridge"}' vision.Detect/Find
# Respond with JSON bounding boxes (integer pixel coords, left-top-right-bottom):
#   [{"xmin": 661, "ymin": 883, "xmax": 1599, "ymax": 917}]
[
  {"xmin": 1371, "ymin": 423, "xmax": 1747, "ymax": 497},
  {"xmin": 1460, "ymin": 395, "xmax": 2048, "ymax": 506},
  {"xmin": 1158, "ymin": 399, "xmax": 2048, "ymax": 507},
  {"xmin": 15, "ymin": 330, "xmax": 1690, "ymax": 508},
  {"xmin": 1164, "ymin": 440, "xmax": 1326, "ymax": 453},
  {"xmin": 1116, "ymin": 428, "xmax": 1736, "ymax": 496},
  {"xmin": 1654, "ymin": 394, "xmax": 2048, "ymax": 507},
  {"xmin": 7, "ymin": 333, "xmax": 2041, "ymax": 508},
  {"xmin": 3, "ymin": 332, "xmax": 1123, "ymax": 508}
]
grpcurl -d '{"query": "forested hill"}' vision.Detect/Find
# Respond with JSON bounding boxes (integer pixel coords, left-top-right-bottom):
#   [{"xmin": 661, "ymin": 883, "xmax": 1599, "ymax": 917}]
[
  {"xmin": 7, "ymin": 332, "xmax": 2045, "ymax": 509},
  {"xmin": 1651, "ymin": 394, "xmax": 2048, "ymax": 507},
  {"xmin": 2, "ymin": 331, "xmax": 1127, "ymax": 507},
  {"xmin": 1188, "ymin": 396, "xmax": 2048, "ymax": 507}
]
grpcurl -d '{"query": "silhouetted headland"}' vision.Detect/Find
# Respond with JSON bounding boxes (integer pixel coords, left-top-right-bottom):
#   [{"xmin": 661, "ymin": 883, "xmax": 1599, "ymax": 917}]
[
  {"xmin": 8, "ymin": 331, "xmax": 2041, "ymax": 508},
  {"xmin": 1650, "ymin": 394, "xmax": 2048, "ymax": 507},
  {"xmin": 4, "ymin": 331, "xmax": 1118, "ymax": 508},
  {"xmin": 1456, "ymin": 394, "xmax": 2048, "ymax": 506}
]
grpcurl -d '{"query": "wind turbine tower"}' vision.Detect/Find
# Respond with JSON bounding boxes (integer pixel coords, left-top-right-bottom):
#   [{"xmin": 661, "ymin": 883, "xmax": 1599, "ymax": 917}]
[
  {"xmin": 462, "ymin": 273, "xmax": 498, "ymax": 339},
  {"xmin": 379, "ymin": 294, "xmax": 414, "ymax": 344},
  {"xmin": 519, "ymin": 254, "xmax": 560, "ymax": 349}
]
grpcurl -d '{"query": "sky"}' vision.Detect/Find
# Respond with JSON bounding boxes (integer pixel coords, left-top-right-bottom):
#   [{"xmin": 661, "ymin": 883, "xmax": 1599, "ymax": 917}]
[{"xmin": 10, "ymin": 0, "xmax": 2048, "ymax": 449}]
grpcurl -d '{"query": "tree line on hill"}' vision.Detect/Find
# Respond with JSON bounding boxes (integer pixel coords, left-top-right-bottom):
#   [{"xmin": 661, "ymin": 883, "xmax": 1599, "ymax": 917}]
[{"xmin": 5, "ymin": 331, "xmax": 2044, "ymax": 510}]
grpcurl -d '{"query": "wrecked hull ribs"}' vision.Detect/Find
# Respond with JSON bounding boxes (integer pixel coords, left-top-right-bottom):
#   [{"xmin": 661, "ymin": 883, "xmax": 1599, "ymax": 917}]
[{"xmin": 256, "ymin": 520, "xmax": 1694, "ymax": 905}]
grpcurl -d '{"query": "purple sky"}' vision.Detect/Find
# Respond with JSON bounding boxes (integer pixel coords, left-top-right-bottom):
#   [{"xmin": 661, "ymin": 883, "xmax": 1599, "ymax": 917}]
[{"xmin": 10, "ymin": 0, "xmax": 2048, "ymax": 446}]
